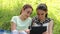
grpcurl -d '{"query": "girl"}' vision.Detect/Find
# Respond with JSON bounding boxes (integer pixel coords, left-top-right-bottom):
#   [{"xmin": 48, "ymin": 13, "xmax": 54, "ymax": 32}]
[
  {"xmin": 11, "ymin": 4, "xmax": 33, "ymax": 34},
  {"xmin": 30, "ymin": 3, "xmax": 53, "ymax": 34}
]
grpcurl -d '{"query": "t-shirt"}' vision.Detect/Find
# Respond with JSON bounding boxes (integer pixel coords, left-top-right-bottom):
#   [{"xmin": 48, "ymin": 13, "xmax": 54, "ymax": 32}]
[{"xmin": 11, "ymin": 16, "xmax": 32, "ymax": 31}]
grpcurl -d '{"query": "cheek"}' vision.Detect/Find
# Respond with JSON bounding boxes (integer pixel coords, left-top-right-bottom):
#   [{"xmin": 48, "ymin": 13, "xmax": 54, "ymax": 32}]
[
  {"xmin": 23, "ymin": 13, "xmax": 27, "ymax": 17},
  {"xmin": 22, "ymin": 12, "xmax": 26, "ymax": 15},
  {"xmin": 24, "ymin": 12, "xmax": 27, "ymax": 15},
  {"xmin": 25, "ymin": 13, "xmax": 29, "ymax": 17}
]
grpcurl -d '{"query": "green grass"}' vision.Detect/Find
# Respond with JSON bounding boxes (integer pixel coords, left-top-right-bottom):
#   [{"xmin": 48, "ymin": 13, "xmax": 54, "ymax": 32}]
[{"xmin": 0, "ymin": 0, "xmax": 60, "ymax": 34}]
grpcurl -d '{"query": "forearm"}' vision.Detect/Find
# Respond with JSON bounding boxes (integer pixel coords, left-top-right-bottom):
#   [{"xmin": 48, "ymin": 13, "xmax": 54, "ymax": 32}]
[
  {"xmin": 43, "ymin": 31, "xmax": 48, "ymax": 34},
  {"xmin": 25, "ymin": 29, "xmax": 30, "ymax": 34},
  {"xmin": 11, "ymin": 22, "xmax": 16, "ymax": 31},
  {"xmin": 49, "ymin": 30, "xmax": 53, "ymax": 34}
]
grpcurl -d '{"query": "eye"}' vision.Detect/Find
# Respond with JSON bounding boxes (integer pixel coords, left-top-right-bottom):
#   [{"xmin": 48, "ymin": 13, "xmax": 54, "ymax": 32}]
[
  {"xmin": 41, "ymin": 13, "xmax": 44, "ymax": 15},
  {"xmin": 37, "ymin": 13, "xmax": 40, "ymax": 15},
  {"xmin": 27, "ymin": 11, "xmax": 30, "ymax": 13},
  {"xmin": 27, "ymin": 11, "xmax": 32, "ymax": 15}
]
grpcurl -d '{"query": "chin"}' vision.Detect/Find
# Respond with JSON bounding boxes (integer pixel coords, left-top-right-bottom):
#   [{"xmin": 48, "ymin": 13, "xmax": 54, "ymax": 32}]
[
  {"xmin": 39, "ymin": 18, "xmax": 42, "ymax": 20},
  {"xmin": 25, "ymin": 17, "xmax": 28, "ymax": 19}
]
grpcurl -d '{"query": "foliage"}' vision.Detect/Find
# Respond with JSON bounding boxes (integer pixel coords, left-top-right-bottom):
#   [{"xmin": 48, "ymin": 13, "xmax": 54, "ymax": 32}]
[{"xmin": 0, "ymin": 0, "xmax": 60, "ymax": 34}]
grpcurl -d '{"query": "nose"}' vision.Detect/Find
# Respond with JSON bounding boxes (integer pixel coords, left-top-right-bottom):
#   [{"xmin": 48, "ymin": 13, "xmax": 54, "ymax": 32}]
[{"xmin": 38, "ymin": 15, "xmax": 42, "ymax": 18}]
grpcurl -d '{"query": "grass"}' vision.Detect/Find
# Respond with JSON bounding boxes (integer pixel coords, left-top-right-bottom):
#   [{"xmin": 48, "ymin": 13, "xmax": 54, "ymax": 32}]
[{"xmin": 0, "ymin": 0, "xmax": 60, "ymax": 34}]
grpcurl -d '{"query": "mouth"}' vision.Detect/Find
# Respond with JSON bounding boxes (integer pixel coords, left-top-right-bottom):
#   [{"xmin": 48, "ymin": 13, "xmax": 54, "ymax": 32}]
[
  {"xmin": 26, "ymin": 16, "xmax": 29, "ymax": 18},
  {"xmin": 25, "ymin": 16, "xmax": 28, "ymax": 19}
]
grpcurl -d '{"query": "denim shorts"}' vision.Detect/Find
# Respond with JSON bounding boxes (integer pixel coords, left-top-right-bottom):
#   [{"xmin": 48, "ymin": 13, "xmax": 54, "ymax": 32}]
[{"xmin": 11, "ymin": 30, "xmax": 27, "ymax": 34}]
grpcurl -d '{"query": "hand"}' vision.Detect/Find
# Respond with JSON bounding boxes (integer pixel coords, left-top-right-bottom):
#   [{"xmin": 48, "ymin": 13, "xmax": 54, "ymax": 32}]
[
  {"xmin": 25, "ymin": 29, "xmax": 30, "ymax": 34},
  {"xmin": 42, "ymin": 31, "xmax": 48, "ymax": 34}
]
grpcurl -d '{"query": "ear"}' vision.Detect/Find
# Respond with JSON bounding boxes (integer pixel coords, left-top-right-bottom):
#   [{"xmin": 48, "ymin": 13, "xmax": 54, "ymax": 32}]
[{"xmin": 45, "ymin": 11, "xmax": 47, "ymax": 14}]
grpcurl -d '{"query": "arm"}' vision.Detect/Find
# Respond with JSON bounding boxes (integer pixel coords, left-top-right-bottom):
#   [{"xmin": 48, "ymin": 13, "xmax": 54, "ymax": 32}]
[
  {"xmin": 11, "ymin": 22, "xmax": 16, "ymax": 31},
  {"xmin": 48, "ymin": 20, "xmax": 53, "ymax": 34},
  {"xmin": 11, "ymin": 16, "xmax": 17, "ymax": 31},
  {"xmin": 43, "ymin": 20, "xmax": 53, "ymax": 34},
  {"xmin": 11, "ymin": 22, "xmax": 19, "ymax": 34},
  {"xmin": 25, "ymin": 29, "xmax": 30, "ymax": 34}
]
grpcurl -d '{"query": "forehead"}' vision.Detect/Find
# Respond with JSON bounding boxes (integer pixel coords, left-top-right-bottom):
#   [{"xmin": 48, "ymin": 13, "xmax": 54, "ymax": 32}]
[
  {"xmin": 25, "ymin": 8, "xmax": 32, "ymax": 11},
  {"xmin": 37, "ymin": 9, "xmax": 46, "ymax": 14}
]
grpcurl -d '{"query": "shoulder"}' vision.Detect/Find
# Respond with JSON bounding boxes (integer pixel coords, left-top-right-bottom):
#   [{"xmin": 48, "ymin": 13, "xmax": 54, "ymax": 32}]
[
  {"xmin": 28, "ymin": 17, "xmax": 32, "ymax": 21},
  {"xmin": 27, "ymin": 17, "xmax": 32, "ymax": 24},
  {"xmin": 28, "ymin": 17, "xmax": 32, "ymax": 20},
  {"xmin": 47, "ymin": 18, "xmax": 53, "ymax": 23},
  {"xmin": 44, "ymin": 18, "xmax": 53, "ymax": 23},
  {"xmin": 47, "ymin": 18, "xmax": 53, "ymax": 27},
  {"xmin": 12, "ymin": 16, "xmax": 18, "ymax": 18},
  {"xmin": 49, "ymin": 19, "xmax": 53, "ymax": 25},
  {"xmin": 11, "ymin": 16, "xmax": 18, "ymax": 23},
  {"xmin": 11, "ymin": 16, "xmax": 18, "ymax": 21}
]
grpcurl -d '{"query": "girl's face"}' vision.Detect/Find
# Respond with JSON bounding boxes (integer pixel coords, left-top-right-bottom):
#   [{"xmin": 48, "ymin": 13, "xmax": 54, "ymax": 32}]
[
  {"xmin": 22, "ymin": 8, "xmax": 32, "ymax": 19},
  {"xmin": 37, "ymin": 9, "xmax": 47, "ymax": 20}
]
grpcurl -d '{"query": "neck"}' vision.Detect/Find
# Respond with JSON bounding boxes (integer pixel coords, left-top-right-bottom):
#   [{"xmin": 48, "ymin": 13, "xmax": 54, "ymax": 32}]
[{"xmin": 19, "ymin": 14, "xmax": 26, "ymax": 21}]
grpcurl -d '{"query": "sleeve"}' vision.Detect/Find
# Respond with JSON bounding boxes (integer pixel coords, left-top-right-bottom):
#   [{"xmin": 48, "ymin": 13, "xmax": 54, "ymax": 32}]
[
  {"xmin": 11, "ymin": 16, "xmax": 17, "ymax": 24},
  {"xmin": 28, "ymin": 17, "xmax": 32, "ymax": 29},
  {"xmin": 29, "ymin": 18, "xmax": 32, "ymax": 26}
]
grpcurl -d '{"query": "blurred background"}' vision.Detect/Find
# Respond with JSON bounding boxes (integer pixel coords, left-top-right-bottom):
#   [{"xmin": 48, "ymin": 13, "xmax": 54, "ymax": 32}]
[{"xmin": 0, "ymin": 0, "xmax": 60, "ymax": 34}]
